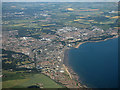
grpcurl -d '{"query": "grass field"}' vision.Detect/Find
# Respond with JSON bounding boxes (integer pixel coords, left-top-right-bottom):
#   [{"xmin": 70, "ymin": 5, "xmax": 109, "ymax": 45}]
[{"xmin": 2, "ymin": 70, "xmax": 64, "ymax": 88}]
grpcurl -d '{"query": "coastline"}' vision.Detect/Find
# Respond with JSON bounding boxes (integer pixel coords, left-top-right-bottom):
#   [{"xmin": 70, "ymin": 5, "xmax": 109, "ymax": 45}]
[
  {"xmin": 75, "ymin": 35, "xmax": 118, "ymax": 48},
  {"xmin": 63, "ymin": 35, "xmax": 118, "ymax": 88},
  {"xmin": 63, "ymin": 48, "xmax": 87, "ymax": 88}
]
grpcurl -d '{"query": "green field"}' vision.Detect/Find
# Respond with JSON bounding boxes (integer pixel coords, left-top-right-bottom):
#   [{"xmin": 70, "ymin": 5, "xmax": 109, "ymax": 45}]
[{"xmin": 2, "ymin": 70, "xmax": 64, "ymax": 88}]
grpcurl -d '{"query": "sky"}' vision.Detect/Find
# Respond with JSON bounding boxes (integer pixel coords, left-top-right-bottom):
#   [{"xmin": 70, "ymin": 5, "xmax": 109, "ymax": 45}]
[{"xmin": 2, "ymin": 0, "xmax": 120, "ymax": 2}]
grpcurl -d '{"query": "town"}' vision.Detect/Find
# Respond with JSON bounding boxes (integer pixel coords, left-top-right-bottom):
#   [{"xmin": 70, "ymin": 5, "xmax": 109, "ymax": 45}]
[{"xmin": 1, "ymin": 2, "xmax": 119, "ymax": 88}]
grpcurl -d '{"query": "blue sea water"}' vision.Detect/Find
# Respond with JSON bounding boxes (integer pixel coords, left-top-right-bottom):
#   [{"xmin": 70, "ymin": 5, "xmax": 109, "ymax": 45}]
[{"xmin": 68, "ymin": 38, "xmax": 118, "ymax": 88}]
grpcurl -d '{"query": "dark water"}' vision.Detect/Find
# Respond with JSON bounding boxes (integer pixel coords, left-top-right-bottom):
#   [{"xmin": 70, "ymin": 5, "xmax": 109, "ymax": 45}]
[{"xmin": 68, "ymin": 38, "xmax": 118, "ymax": 88}]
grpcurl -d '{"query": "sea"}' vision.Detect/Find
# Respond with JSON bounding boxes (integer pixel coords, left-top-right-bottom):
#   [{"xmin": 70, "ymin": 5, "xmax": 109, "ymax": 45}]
[{"xmin": 68, "ymin": 38, "xmax": 118, "ymax": 88}]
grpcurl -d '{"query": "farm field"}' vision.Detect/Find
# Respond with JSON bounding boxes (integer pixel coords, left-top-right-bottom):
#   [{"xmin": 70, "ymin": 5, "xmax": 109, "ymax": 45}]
[{"xmin": 2, "ymin": 70, "xmax": 64, "ymax": 88}]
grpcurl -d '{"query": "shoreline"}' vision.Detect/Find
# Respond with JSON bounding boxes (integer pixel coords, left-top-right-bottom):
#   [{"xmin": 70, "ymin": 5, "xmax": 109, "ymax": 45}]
[
  {"xmin": 63, "ymin": 35, "xmax": 118, "ymax": 88},
  {"xmin": 63, "ymin": 48, "xmax": 87, "ymax": 88},
  {"xmin": 63, "ymin": 64, "xmax": 72, "ymax": 79},
  {"xmin": 75, "ymin": 35, "xmax": 118, "ymax": 48}
]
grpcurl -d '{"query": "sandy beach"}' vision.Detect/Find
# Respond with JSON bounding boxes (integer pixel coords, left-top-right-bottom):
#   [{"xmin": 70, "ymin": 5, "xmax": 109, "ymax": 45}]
[
  {"xmin": 75, "ymin": 42, "xmax": 86, "ymax": 48},
  {"xmin": 63, "ymin": 64, "xmax": 72, "ymax": 79}
]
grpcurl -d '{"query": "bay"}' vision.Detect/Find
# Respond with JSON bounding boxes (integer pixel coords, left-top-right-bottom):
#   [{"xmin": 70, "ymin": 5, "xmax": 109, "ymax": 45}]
[{"xmin": 68, "ymin": 38, "xmax": 118, "ymax": 88}]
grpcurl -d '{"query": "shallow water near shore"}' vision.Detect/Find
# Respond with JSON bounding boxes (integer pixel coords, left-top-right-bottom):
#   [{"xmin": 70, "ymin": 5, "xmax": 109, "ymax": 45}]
[{"xmin": 68, "ymin": 38, "xmax": 118, "ymax": 88}]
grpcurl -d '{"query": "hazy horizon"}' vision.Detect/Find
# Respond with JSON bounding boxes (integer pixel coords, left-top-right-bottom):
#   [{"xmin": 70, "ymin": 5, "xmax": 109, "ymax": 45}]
[{"xmin": 2, "ymin": 0, "xmax": 119, "ymax": 2}]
